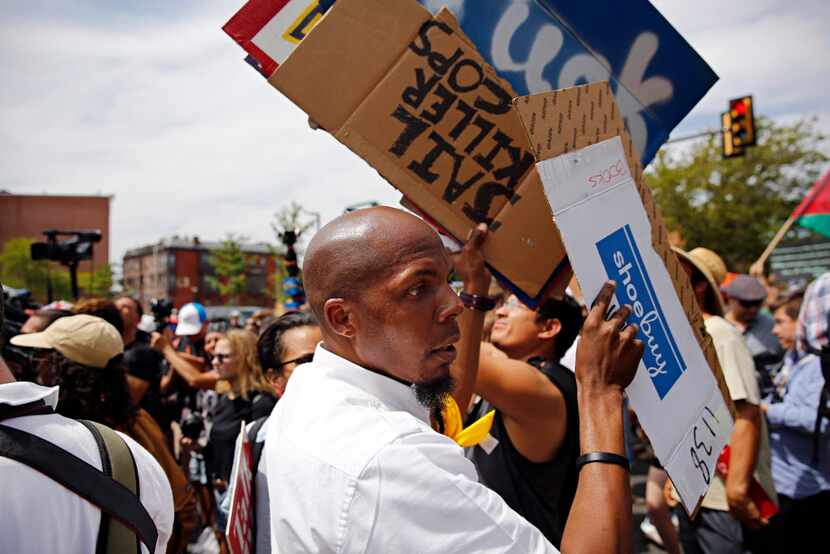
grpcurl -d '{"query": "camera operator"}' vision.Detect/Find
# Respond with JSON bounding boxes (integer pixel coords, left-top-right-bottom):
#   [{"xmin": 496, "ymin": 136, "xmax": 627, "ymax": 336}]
[{"xmin": 116, "ymin": 296, "xmax": 166, "ymax": 424}]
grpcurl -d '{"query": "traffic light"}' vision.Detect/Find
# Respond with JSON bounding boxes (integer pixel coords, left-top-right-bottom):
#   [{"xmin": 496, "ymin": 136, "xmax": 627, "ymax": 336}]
[
  {"xmin": 721, "ymin": 96, "xmax": 756, "ymax": 159},
  {"xmin": 729, "ymin": 96, "xmax": 756, "ymax": 148},
  {"xmin": 721, "ymin": 111, "xmax": 743, "ymax": 158}
]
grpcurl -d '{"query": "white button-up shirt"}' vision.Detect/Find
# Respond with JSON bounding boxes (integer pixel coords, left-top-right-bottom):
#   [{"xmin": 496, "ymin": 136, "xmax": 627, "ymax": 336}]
[
  {"xmin": 265, "ymin": 345, "xmax": 558, "ymax": 553},
  {"xmin": 0, "ymin": 381, "xmax": 174, "ymax": 554}
]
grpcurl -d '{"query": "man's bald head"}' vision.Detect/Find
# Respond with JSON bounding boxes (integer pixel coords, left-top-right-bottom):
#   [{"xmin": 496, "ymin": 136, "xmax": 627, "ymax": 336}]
[{"xmin": 303, "ymin": 207, "xmax": 443, "ymax": 323}]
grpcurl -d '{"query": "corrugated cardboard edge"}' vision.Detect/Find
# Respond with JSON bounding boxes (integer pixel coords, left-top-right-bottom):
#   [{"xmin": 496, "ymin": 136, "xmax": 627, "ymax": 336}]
[
  {"xmin": 512, "ymin": 82, "xmax": 736, "ymax": 417},
  {"xmin": 513, "ymin": 82, "xmax": 736, "ymax": 515}
]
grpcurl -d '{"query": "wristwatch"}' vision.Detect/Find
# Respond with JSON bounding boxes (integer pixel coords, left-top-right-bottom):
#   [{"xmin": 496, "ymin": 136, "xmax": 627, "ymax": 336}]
[{"xmin": 459, "ymin": 292, "xmax": 497, "ymax": 312}]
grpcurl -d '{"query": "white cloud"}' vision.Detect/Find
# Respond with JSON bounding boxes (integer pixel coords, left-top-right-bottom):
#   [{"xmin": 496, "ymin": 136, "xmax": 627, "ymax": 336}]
[
  {"xmin": 650, "ymin": 0, "xmax": 830, "ymax": 140},
  {"xmin": 0, "ymin": 7, "xmax": 399, "ymax": 264}
]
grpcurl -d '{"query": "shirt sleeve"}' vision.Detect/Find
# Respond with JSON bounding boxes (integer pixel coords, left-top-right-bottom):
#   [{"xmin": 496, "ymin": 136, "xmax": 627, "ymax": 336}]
[
  {"xmin": 343, "ymin": 432, "xmax": 558, "ymax": 554},
  {"xmin": 713, "ymin": 326, "xmax": 761, "ymax": 405},
  {"xmin": 766, "ymin": 362, "xmax": 826, "ymax": 435},
  {"xmin": 119, "ymin": 432, "xmax": 175, "ymax": 554}
]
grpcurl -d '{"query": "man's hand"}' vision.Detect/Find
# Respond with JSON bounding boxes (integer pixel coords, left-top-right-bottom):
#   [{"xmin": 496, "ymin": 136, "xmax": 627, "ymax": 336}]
[
  {"xmin": 562, "ymin": 281, "xmax": 642, "ymax": 554},
  {"xmin": 150, "ymin": 331, "xmax": 171, "ymax": 353},
  {"xmin": 450, "ymin": 224, "xmax": 490, "ymax": 295},
  {"xmin": 726, "ymin": 485, "xmax": 764, "ymax": 529},
  {"xmin": 576, "ymin": 281, "xmax": 643, "ymax": 396}
]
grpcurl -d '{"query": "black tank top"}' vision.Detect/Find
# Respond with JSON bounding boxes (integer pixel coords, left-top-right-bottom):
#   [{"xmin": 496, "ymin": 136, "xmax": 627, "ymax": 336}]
[{"xmin": 466, "ymin": 358, "xmax": 580, "ymax": 548}]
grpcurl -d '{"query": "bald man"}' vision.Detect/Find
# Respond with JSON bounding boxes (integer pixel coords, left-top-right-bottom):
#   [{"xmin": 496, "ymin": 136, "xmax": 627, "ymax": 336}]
[{"xmin": 264, "ymin": 207, "xmax": 643, "ymax": 553}]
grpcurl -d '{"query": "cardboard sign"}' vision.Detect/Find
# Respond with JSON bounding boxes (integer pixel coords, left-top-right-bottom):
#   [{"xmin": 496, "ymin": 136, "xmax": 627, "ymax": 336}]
[
  {"xmin": 241, "ymin": 0, "xmax": 570, "ymax": 304},
  {"xmin": 513, "ymin": 82, "xmax": 735, "ymax": 515},
  {"xmin": 226, "ymin": 422, "xmax": 254, "ymax": 554},
  {"xmin": 226, "ymin": 0, "xmax": 717, "ymax": 165},
  {"xmin": 420, "ymin": 0, "xmax": 718, "ymax": 164}
]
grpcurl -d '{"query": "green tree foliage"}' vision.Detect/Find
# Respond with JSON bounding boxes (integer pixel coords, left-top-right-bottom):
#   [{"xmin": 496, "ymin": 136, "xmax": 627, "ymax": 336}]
[
  {"xmin": 207, "ymin": 234, "xmax": 248, "ymax": 304},
  {"xmin": 80, "ymin": 264, "xmax": 114, "ymax": 298},
  {"xmin": 647, "ymin": 117, "xmax": 827, "ymax": 271},
  {"xmin": 0, "ymin": 238, "xmax": 72, "ymax": 302}
]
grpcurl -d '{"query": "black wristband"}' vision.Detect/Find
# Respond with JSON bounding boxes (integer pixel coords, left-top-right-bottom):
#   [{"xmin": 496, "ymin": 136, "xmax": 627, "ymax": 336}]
[
  {"xmin": 459, "ymin": 292, "xmax": 497, "ymax": 312},
  {"xmin": 576, "ymin": 452, "xmax": 630, "ymax": 472}
]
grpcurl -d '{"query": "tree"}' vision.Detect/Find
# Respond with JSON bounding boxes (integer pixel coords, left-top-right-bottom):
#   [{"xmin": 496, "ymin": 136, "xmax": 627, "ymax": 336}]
[
  {"xmin": 269, "ymin": 202, "xmax": 318, "ymax": 259},
  {"xmin": 0, "ymin": 238, "xmax": 72, "ymax": 302},
  {"xmin": 206, "ymin": 234, "xmax": 248, "ymax": 304},
  {"xmin": 647, "ymin": 117, "xmax": 828, "ymax": 272},
  {"xmin": 79, "ymin": 264, "xmax": 114, "ymax": 298},
  {"xmin": 269, "ymin": 202, "xmax": 319, "ymax": 306}
]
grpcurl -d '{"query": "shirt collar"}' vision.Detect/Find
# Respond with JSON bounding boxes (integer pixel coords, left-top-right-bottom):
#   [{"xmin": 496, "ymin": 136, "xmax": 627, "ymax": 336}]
[
  {"xmin": 313, "ymin": 344, "xmax": 431, "ymax": 425},
  {"xmin": 0, "ymin": 382, "xmax": 60, "ymax": 409}
]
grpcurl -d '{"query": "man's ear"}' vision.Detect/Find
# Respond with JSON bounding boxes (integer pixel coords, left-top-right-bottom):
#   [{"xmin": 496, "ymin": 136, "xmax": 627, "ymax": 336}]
[
  {"xmin": 324, "ymin": 298, "xmax": 356, "ymax": 339},
  {"xmin": 538, "ymin": 318, "xmax": 561, "ymax": 342}
]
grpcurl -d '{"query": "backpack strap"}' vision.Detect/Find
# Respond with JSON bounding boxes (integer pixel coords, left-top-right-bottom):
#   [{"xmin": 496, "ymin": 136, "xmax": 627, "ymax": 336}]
[
  {"xmin": 0, "ymin": 422, "xmax": 158, "ymax": 553},
  {"xmin": 79, "ymin": 420, "xmax": 143, "ymax": 554}
]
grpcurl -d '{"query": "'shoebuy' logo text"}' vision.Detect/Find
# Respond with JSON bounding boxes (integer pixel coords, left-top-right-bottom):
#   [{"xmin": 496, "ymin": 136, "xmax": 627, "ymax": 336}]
[{"xmin": 596, "ymin": 225, "xmax": 686, "ymax": 399}]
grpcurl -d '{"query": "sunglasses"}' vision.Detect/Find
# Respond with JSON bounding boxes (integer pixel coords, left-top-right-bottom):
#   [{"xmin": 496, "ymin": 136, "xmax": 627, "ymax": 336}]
[
  {"xmin": 279, "ymin": 352, "xmax": 314, "ymax": 368},
  {"xmin": 737, "ymin": 299, "xmax": 764, "ymax": 309},
  {"xmin": 213, "ymin": 353, "xmax": 233, "ymax": 362}
]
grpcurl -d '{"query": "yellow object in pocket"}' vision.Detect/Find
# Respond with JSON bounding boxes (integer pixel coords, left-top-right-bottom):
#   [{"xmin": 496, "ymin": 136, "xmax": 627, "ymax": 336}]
[{"xmin": 438, "ymin": 396, "xmax": 495, "ymax": 448}]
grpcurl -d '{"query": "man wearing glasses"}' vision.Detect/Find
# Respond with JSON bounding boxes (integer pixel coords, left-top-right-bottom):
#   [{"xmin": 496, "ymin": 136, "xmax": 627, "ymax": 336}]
[
  {"xmin": 724, "ymin": 275, "xmax": 784, "ymax": 399},
  {"xmin": 450, "ymin": 283, "xmax": 585, "ymax": 549}
]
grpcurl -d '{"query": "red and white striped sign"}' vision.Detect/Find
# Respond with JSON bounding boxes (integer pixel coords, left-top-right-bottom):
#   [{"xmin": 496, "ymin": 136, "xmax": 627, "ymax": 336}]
[{"xmin": 223, "ymin": 0, "xmax": 330, "ymax": 77}]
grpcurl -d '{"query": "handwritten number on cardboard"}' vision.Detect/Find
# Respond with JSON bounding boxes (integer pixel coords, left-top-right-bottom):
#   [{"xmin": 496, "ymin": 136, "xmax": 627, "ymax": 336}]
[
  {"xmin": 688, "ymin": 405, "xmax": 720, "ymax": 486},
  {"xmin": 689, "ymin": 446, "xmax": 710, "ymax": 485}
]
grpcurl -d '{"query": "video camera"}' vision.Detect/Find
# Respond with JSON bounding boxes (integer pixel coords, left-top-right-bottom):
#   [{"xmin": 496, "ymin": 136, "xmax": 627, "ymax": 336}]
[
  {"xmin": 30, "ymin": 229, "xmax": 102, "ymax": 265},
  {"xmin": 150, "ymin": 298, "xmax": 174, "ymax": 332},
  {"xmin": 30, "ymin": 229, "xmax": 102, "ymax": 300}
]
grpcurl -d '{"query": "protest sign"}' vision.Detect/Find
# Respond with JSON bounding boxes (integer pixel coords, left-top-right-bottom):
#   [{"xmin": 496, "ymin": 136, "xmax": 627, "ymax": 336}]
[
  {"xmin": 226, "ymin": 1, "xmax": 717, "ymax": 165},
  {"xmin": 223, "ymin": 0, "xmax": 335, "ymax": 77},
  {"xmin": 230, "ymin": 0, "xmax": 571, "ymax": 304},
  {"xmin": 226, "ymin": 422, "xmax": 254, "ymax": 554},
  {"xmin": 513, "ymin": 81, "xmax": 735, "ymax": 515},
  {"xmin": 420, "ymin": 0, "xmax": 718, "ymax": 165}
]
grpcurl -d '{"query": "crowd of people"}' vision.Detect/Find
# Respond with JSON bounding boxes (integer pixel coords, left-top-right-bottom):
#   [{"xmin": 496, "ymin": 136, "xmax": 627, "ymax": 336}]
[{"xmin": 1, "ymin": 207, "xmax": 828, "ymax": 553}]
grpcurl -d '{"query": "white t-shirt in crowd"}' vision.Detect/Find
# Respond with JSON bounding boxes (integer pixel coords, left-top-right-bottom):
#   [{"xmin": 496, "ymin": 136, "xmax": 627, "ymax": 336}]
[
  {"xmin": 0, "ymin": 381, "xmax": 174, "ymax": 554},
  {"xmin": 265, "ymin": 344, "xmax": 558, "ymax": 553}
]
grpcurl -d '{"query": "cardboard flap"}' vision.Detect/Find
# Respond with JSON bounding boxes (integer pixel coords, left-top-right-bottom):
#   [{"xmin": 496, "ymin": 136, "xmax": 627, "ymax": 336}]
[
  {"xmin": 513, "ymin": 82, "xmax": 734, "ymax": 418},
  {"xmin": 269, "ymin": 0, "xmax": 567, "ymax": 302},
  {"xmin": 270, "ymin": 0, "xmax": 429, "ymax": 133}
]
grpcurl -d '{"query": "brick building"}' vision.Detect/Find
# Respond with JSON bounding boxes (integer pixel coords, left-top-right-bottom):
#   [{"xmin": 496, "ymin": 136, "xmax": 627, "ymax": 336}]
[
  {"xmin": 0, "ymin": 192, "xmax": 110, "ymax": 271},
  {"xmin": 122, "ymin": 237, "xmax": 277, "ymax": 309}
]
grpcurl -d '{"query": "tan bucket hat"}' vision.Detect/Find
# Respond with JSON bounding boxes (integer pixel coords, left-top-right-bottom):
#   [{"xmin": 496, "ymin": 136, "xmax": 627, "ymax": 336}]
[
  {"xmin": 672, "ymin": 247, "xmax": 727, "ymax": 317},
  {"xmin": 11, "ymin": 314, "xmax": 123, "ymax": 369}
]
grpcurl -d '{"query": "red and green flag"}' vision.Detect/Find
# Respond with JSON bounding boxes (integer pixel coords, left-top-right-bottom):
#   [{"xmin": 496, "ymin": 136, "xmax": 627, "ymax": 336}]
[{"xmin": 793, "ymin": 167, "xmax": 830, "ymax": 238}]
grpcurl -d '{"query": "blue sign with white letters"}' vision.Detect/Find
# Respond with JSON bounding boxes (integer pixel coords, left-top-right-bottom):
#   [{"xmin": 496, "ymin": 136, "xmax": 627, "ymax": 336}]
[
  {"xmin": 596, "ymin": 225, "xmax": 686, "ymax": 399},
  {"xmin": 419, "ymin": 0, "xmax": 718, "ymax": 165}
]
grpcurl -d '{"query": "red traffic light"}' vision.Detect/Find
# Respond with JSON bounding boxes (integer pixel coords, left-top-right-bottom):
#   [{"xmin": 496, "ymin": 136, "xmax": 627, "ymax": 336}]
[
  {"xmin": 727, "ymin": 96, "xmax": 756, "ymax": 148},
  {"xmin": 730, "ymin": 98, "xmax": 748, "ymax": 116}
]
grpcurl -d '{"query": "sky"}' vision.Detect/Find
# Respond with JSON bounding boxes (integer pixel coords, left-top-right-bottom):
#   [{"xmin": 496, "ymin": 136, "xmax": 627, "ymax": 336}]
[{"xmin": 1, "ymin": 0, "xmax": 828, "ymax": 267}]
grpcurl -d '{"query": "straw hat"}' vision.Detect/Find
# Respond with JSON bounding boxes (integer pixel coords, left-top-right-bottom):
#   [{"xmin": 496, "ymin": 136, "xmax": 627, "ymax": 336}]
[{"xmin": 672, "ymin": 246, "xmax": 727, "ymax": 316}]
